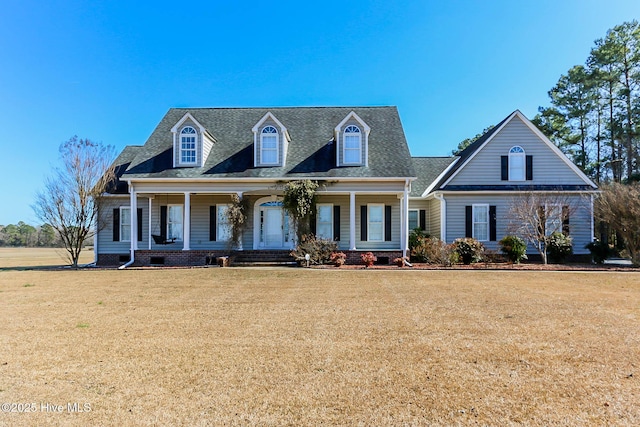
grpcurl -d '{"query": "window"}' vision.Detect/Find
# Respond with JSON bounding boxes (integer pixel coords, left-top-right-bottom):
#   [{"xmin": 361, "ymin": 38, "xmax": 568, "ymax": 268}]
[
  {"xmin": 316, "ymin": 204, "xmax": 333, "ymax": 239},
  {"xmin": 408, "ymin": 210, "xmax": 419, "ymax": 231},
  {"xmin": 261, "ymin": 126, "xmax": 278, "ymax": 164},
  {"xmin": 217, "ymin": 205, "xmax": 231, "ymax": 241},
  {"xmin": 344, "ymin": 125, "xmax": 361, "ymax": 164},
  {"xmin": 120, "ymin": 207, "xmax": 131, "ymax": 242},
  {"xmin": 545, "ymin": 204, "xmax": 562, "ymax": 235},
  {"xmin": 180, "ymin": 126, "xmax": 197, "ymax": 164},
  {"xmin": 167, "ymin": 205, "xmax": 183, "ymax": 240},
  {"xmin": 509, "ymin": 146, "xmax": 525, "ymax": 181},
  {"xmin": 473, "ymin": 205, "xmax": 489, "ymax": 241},
  {"xmin": 368, "ymin": 204, "xmax": 384, "ymax": 242}
]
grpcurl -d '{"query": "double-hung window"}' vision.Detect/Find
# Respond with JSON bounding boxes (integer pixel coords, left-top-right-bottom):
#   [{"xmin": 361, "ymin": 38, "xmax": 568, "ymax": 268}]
[
  {"xmin": 180, "ymin": 127, "xmax": 197, "ymax": 164},
  {"xmin": 509, "ymin": 146, "xmax": 525, "ymax": 181},
  {"xmin": 408, "ymin": 210, "xmax": 419, "ymax": 231},
  {"xmin": 120, "ymin": 207, "xmax": 131, "ymax": 242},
  {"xmin": 316, "ymin": 204, "xmax": 333, "ymax": 240},
  {"xmin": 217, "ymin": 205, "xmax": 232, "ymax": 241},
  {"xmin": 472, "ymin": 205, "xmax": 489, "ymax": 241},
  {"xmin": 261, "ymin": 126, "xmax": 278, "ymax": 164},
  {"xmin": 368, "ymin": 204, "xmax": 384, "ymax": 242},
  {"xmin": 344, "ymin": 125, "xmax": 361, "ymax": 164},
  {"xmin": 167, "ymin": 205, "xmax": 183, "ymax": 240},
  {"xmin": 545, "ymin": 204, "xmax": 562, "ymax": 235}
]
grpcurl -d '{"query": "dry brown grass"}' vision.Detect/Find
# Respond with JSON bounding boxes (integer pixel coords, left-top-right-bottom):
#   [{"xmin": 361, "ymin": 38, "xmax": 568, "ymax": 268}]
[
  {"xmin": 0, "ymin": 248, "xmax": 94, "ymax": 269},
  {"xmin": 0, "ymin": 253, "xmax": 639, "ymax": 425}
]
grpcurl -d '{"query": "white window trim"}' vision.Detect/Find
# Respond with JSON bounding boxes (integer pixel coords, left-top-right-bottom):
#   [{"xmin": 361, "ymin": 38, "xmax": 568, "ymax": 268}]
[
  {"xmin": 472, "ymin": 204, "xmax": 489, "ymax": 242},
  {"xmin": 408, "ymin": 209, "xmax": 419, "ymax": 231},
  {"xmin": 180, "ymin": 126, "xmax": 198, "ymax": 165},
  {"xmin": 260, "ymin": 126, "xmax": 280, "ymax": 165},
  {"xmin": 367, "ymin": 203, "xmax": 384, "ymax": 242},
  {"xmin": 508, "ymin": 145, "xmax": 526, "ymax": 181},
  {"xmin": 167, "ymin": 204, "xmax": 184, "ymax": 241},
  {"xmin": 544, "ymin": 203, "xmax": 563, "ymax": 236},
  {"xmin": 217, "ymin": 204, "xmax": 232, "ymax": 242},
  {"xmin": 343, "ymin": 125, "xmax": 362, "ymax": 165},
  {"xmin": 120, "ymin": 206, "xmax": 131, "ymax": 242},
  {"xmin": 316, "ymin": 203, "xmax": 333, "ymax": 240}
]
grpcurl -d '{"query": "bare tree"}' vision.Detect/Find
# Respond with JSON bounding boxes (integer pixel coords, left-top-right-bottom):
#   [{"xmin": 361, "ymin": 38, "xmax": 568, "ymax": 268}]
[
  {"xmin": 507, "ymin": 191, "xmax": 583, "ymax": 264},
  {"xmin": 33, "ymin": 137, "xmax": 116, "ymax": 267},
  {"xmin": 595, "ymin": 182, "xmax": 640, "ymax": 265}
]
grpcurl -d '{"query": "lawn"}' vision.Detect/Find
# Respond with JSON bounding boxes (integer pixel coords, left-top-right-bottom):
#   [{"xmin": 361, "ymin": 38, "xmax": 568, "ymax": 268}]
[{"xmin": 0, "ymin": 251, "xmax": 638, "ymax": 425}]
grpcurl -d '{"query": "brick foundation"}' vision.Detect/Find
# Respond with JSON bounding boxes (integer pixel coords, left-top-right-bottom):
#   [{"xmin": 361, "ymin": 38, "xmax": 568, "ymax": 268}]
[{"xmin": 344, "ymin": 250, "xmax": 403, "ymax": 265}]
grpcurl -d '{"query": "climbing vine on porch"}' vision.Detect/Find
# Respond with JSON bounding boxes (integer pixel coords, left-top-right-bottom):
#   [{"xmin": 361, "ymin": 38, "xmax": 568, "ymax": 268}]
[
  {"xmin": 282, "ymin": 179, "xmax": 319, "ymax": 240},
  {"xmin": 225, "ymin": 194, "xmax": 249, "ymax": 249}
]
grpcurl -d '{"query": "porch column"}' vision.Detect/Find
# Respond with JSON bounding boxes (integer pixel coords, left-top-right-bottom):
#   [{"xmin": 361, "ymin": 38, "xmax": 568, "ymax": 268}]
[
  {"xmin": 237, "ymin": 192, "xmax": 243, "ymax": 250},
  {"xmin": 403, "ymin": 183, "xmax": 410, "ymax": 257},
  {"xmin": 148, "ymin": 197, "xmax": 153, "ymax": 249},
  {"xmin": 183, "ymin": 192, "xmax": 191, "ymax": 251},
  {"xmin": 349, "ymin": 191, "xmax": 356, "ymax": 250},
  {"xmin": 130, "ymin": 186, "xmax": 138, "ymax": 251}
]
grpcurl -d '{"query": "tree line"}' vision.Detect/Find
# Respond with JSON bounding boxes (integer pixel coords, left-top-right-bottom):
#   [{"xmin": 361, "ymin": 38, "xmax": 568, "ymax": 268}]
[
  {"xmin": 533, "ymin": 20, "xmax": 640, "ymax": 184},
  {"xmin": 0, "ymin": 222, "xmax": 63, "ymax": 247}
]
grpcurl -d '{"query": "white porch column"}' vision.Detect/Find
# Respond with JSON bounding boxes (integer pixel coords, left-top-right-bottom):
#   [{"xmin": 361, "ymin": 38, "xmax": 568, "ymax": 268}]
[
  {"xmin": 130, "ymin": 186, "xmax": 138, "ymax": 251},
  {"xmin": 183, "ymin": 192, "xmax": 191, "ymax": 251},
  {"xmin": 148, "ymin": 197, "xmax": 153, "ymax": 249},
  {"xmin": 237, "ymin": 192, "xmax": 243, "ymax": 250},
  {"xmin": 403, "ymin": 183, "xmax": 410, "ymax": 257},
  {"xmin": 349, "ymin": 191, "xmax": 356, "ymax": 250}
]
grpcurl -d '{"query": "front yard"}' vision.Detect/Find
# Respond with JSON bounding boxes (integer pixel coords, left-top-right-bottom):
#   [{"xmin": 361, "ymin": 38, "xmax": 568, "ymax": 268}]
[{"xmin": 0, "ymin": 266, "xmax": 638, "ymax": 425}]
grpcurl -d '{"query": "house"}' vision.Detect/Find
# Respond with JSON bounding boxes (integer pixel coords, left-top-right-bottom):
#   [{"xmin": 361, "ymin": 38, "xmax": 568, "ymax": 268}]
[{"xmin": 96, "ymin": 107, "xmax": 597, "ymax": 266}]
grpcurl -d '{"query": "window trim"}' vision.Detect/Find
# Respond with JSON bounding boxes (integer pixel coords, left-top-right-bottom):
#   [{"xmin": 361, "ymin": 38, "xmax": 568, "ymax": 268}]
[
  {"xmin": 316, "ymin": 203, "xmax": 334, "ymax": 240},
  {"xmin": 120, "ymin": 206, "xmax": 131, "ymax": 242},
  {"xmin": 508, "ymin": 145, "xmax": 526, "ymax": 181},
  {"xmin": 260, "ymin": 125, "xmax": 279, "ymax": 165},
  {"xmin": 408, "ymin": 209, "xmax": 419, "ymax": 231},
  {"xmin": 367, "ymin": 203, "xmax": 384, "ymax": 242},
  {"xmin": 167, "ymin": 204, "xmax": 184, "ymax": 241},
  {"xmin": 343, "ymin": 125, "xmax": 362, "ymax": 165},
  {"xmin": 180, "ymin": 126, "xmax": 197, "ymax": 165},
  {"xmin": 472, "ymin": 204, "xmax": 489, "ymax": 242}
]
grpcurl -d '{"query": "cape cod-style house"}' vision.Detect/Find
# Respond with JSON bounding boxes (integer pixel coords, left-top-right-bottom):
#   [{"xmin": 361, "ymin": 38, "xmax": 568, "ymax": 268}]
[{"xmin": 96, "ymin": 107, "xmax": 597, "ymax": 266}]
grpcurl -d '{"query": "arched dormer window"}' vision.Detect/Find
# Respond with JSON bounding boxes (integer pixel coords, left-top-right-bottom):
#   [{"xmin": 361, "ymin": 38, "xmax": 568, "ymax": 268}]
[
  {"xmin": 508, "ymin": 146, "xmax": 525, "ymax": 181},
  {"xmin": 180, "ymin": 126, "xmax": 197, "ymax": 164},
  {"xmin": 261, "ymin": 126, "xmax": 279, "ymax": 164},
  {"xmin": 343, "ymin": 125, "xmax": 362, "ymax": 164}
]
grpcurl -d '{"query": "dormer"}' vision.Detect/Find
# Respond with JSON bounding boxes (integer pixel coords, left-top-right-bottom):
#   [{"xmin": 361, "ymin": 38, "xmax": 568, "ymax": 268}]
[
  {"xmin": 171, "ymin": 112, "xmax": 216, "ymax": 168},
  {"xmin": 335, "ymin": 111, "xmax": 371, "ymax": 167},
  {"xmin": 252, "ymin": 112, "xmax": 290, "ymax": 167}
]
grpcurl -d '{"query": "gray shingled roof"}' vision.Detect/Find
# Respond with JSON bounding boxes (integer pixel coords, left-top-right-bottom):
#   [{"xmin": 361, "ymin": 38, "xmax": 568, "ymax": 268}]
[
  {"xmin": 109, "ymin": 145, "xmax": 143, "ymax": 194},
  {"xmin": 121, "ymin": 107, "xmax": 415, "ymax": 180},
  {"xmin": 410, "ymin": 157, "xmax": 457, "ymax": 197}
]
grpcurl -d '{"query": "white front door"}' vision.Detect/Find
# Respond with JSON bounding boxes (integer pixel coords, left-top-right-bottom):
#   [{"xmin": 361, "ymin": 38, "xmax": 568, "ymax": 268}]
[{"xmin": 264, "ymin": 207, "xmax": 283, "ymax": 248}]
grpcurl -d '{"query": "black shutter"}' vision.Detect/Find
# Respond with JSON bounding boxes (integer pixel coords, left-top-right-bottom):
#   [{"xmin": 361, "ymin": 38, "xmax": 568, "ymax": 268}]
[
  {"xmin": 562, "ymin": 206, "xmax": 570, "ymax": 235},
  {"xmin": 209, "ymin": 206, "xmax": 217, "ymax": 241},
  {"xmin": 113, "ymin": 208, "xmax": 120, "ymax": 241},
  {"xmin": 465, "ymin": 206, "xmax": 473, "ymax": 238},
  {"xmin": 526, "ymin": 155, "xmax": 533, "ymax": 180},
  {"xmin": 537, "ymin": 206, "xmax": 546, "ymax": 236},
  {"xmin": 333, "ymin": 205, "xmax": 340, "ymax": 241},
  {"xmin": 310, "ymin": 208, "xmax": 317, "ymax": 236},
  {"xmin": 137, "ymin": 208, "xmax": 143, "ymax": 242},
  {"xmin": 501, "ymin": 156, "xmax": 509, "ymax": 180},
  {"xmin": 384, "ymin": 205, "xmax": 392, "ymax": 241},
  {"xmin": 360, "ymin": 206, "xmax": 367, "ymax": 241},
  {"xmin": 419, "ymin": 210, "xmax": 426, "ymax": 231},
  {"xmin": 489, "ymin": 205, "xmax": 497, "ymax": 241},
  {"xmin": 160, "ymin": 206, "xmax": 168, "ymax": 240}
]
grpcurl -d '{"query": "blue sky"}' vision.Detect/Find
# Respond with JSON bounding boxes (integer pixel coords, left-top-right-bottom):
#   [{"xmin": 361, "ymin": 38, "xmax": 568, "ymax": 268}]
[{"xmin": 1, "ymin": 0, "xmax": 639, "ymax": 225}]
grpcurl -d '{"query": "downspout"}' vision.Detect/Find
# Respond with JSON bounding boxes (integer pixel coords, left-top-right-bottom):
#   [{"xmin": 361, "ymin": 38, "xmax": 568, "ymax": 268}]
[
  {"xmin": 119, "ymin": 182, "xmax": 136, "ymax": 269},
  {"xmin": 403, "ymin": 179, "xmax": 410, "ymax": 258},
  {"xmin": 434, "ymin": 193, "xmax": 446, "ymax": 242}
]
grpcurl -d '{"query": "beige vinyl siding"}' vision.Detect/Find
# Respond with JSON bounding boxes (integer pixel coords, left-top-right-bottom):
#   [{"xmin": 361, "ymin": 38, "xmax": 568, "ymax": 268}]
[
  {"xmin": 428, "ymin": 198, "xmax": 441, "ymax": 239},
  {"xmin": 444, "ymin": 194, "xmax": 592, "ymax": 254},
  {"xmin": 189, "ymin": 195, "xmax": 236, "ymax": 250},
  {"xmin": 98, "ymin": 196, "xmax": 148, "ymax": 254},
  {"xmin": 448, "ymin": 116, "xmax": 588, "ymax": 187},
  {"xmin": 355, "ymin": 194, "xmax": 401, "ymax": 250}
]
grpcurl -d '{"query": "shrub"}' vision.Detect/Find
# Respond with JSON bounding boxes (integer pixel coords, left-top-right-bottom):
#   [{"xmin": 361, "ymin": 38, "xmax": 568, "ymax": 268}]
[
  {"xmin": 361, "ymin": 252, "xmax": 377, "ymax": 267},
  {"xmin": 290, "ymin": 234, "xmax": 338, "ymax": 265},
  {"xmin": 546, "ymin": 232, "xmax": 573, "ymax": 264},
  {"xmin": 411, "ymin": 237, "xmax": 455, "ymax": 266},
  {"xmin": 452, "ymin": 237, "xmax": 484, "ymax": 265},
  {"xmin": 393, "ymin": 256, "xmax": 408, "ymax": 267},
  {"xmin": 499, "ymin": 235, "xmax": 528, "ymax": 264},
  {"xmin": 409, "ymin": 228, "xmax": 429, "ymax": 252},
  {"xmin": 330, "ymin": 251, "xmax": 347, "ymax": 266},
  {"xmin": 585, "ymin": 239, "xmax": 614, "ymax": 264}
]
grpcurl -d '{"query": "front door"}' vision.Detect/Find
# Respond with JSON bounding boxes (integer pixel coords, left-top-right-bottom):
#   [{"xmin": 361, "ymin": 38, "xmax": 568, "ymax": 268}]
[{"xmin": 264, "ymin": 207, "xmax": 283, "ymax": 248}]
